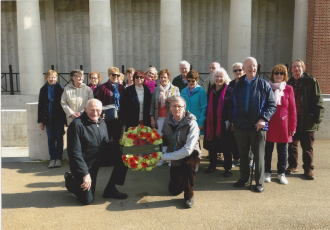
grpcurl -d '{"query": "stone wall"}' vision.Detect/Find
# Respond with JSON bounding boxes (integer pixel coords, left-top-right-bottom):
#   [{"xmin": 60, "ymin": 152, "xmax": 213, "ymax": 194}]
[{"xmin": 1, "ymin": 110, "xmax": 27, "ymax": 147}]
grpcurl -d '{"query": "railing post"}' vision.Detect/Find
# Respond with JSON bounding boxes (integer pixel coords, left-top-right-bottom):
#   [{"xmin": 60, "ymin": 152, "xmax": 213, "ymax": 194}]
[
  {"xmin": 51, "ymin": 65, "xmax": 54, "ymax": 70},
  {"xmin": 257, "ymin": 64, "xmax": 261, "ymax": 78},
  {"xmin": 9, "ymin": 65, "xmax": 14, "ymax": 95},
  {"xmin": 190, "ymin": 65, "xmax": 193, "ymax": 71},
  {"xmin": 80, "ymin": 65, "xmax": 83, "ymax": 71},
  {"xmin": 122, "ymin": 65, "xmax": 125, "ymax": 74}
]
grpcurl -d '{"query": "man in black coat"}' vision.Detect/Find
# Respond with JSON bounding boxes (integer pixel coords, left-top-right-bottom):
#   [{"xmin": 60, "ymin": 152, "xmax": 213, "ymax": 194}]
[{"xmin": 64, "ymin": 99, "xmax": 128, "ymax": 205}]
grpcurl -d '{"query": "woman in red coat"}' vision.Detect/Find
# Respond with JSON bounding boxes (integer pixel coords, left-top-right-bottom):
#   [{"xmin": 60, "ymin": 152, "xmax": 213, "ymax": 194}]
[{"xmin": 265, "ymin": 64, "xmax": 297, "ymax": 185}]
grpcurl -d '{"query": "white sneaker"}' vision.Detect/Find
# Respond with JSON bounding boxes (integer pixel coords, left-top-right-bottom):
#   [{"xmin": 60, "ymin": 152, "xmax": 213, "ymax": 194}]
[
  {"xmin": 157, "ymin": 160, "xmax": 165, "ymax": 166},
  {"xmin": 168, "ymin": 161, "xmax": 171, "ymax": 167},
  {"xmin": 278, "ymin": 174, "xmax": 288, "ymax": 184},
  {"xmin": 55, "ymin": 159, "xmax": 61, "ymax": 167},
  {"xmin": 264, "ymin": 172, "xmax": 271, "ymax": 183},
  {"xmin": 48, "ymin": 160, "xmax": 55, "ymax": 168}
]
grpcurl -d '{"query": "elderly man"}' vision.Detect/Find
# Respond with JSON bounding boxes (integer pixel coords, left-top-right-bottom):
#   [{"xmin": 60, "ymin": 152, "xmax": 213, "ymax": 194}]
[
  {"xmin": 161, "ymin": 96, "xmax": 201, "ymax": 208},
  {"xmin": 230, "ymin": 57, "xmax": 277, "ymax": 192},
  {"xmin": 64, "ymin": 99, "xmax": 128, "ymax": 205},
  {"xmin": 172, "ymin": 60, "xmax": 190, "ymax": 92},
  {"xmin": 202, "ymin": 62, "xmax": 221, "ymax": 94},
  {"xmin": 286, "ymin": 60, "xmax": 324, "ymax": 180}
]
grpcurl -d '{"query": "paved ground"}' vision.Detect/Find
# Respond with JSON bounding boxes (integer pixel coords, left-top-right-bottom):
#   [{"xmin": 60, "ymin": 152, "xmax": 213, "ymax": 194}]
[{"xmin": 1, "ymin": 140, "xmax": 330, "ymax": 230}]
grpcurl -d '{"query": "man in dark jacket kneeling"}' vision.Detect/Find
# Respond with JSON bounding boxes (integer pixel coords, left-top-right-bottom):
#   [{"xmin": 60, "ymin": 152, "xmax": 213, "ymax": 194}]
[
  {"xmin": 64, "ymin": 99, "xmax": 127, "ymax": 205},
  {"xmin": 160, "ymin": 96, "xmax": 201, "ymax": 208}
]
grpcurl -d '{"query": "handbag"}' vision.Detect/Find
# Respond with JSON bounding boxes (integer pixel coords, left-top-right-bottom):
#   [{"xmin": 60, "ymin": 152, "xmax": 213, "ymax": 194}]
[{"xmin": 101, "ymin": 104, "xmax": 118, "ymax": 121}]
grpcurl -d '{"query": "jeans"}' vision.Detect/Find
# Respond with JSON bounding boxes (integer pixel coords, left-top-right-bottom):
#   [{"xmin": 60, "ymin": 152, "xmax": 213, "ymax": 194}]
[
  {"xmin": 46, "ymin": 123, "xmax": 64, "ymax": 160},
  {"xmin": 265, "ymin": 142, "xmax": 287, "ymax": 174}
]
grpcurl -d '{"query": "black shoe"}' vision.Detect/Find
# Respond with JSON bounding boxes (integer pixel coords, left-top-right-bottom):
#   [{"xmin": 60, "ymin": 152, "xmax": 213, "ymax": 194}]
[
  {"xmin": 103, "ymin": 188, "xmax": 128, "ymax": 199},
  {"xmin": 205, "ymin": 166, "xmax": 216, "ymax": 174},
  {"xmin": 234, "ymin": 179, "xmax": 249, "ymax": 187},
  {"xmin": 185, "ymin": 197, "xmax": 194, "ymax": 208},
  {"xmin": 64, "ymin": 172, "xmax": 74, "ymax": 193},
  {"xmin": 224, "ymin": 170, "xmax": 232, "ymax": 178},
  {"xmin": 255, "ymin": 184, "xmax": 264, "ymax": 193}
]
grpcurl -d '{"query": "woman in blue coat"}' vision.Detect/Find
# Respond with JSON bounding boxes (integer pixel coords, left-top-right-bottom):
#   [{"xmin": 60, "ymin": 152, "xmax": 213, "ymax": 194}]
[{"xmin": 181, "ymin": 70, "xmax": 207, "ymax": 135}]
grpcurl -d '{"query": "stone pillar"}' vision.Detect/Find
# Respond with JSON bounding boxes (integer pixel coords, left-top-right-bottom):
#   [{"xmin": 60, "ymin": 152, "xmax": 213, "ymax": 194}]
[
  {"xmin": 292, "ymin": 0, "xmax": 308, "ymax": 62},
  {"xmin": 45, "ymin": 0, "xmax": 57, "ymax": 70},
  {"xmin": 89, "ymin": 0, "xmax": 113, "ymax": 83},
  {"xmin": 160, "ymin": 0, "xmax": 182, "ymax": 78},
  {"xmin": 16, "ymin": 0, "xmax": 44, "ymax": 95},
  {"xmin": 227, "ymin": 0, "xmax": 252, "ymax": 79}
]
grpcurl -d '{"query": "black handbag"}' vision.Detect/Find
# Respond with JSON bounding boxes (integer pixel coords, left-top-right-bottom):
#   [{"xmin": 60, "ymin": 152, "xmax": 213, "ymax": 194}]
[{"xmin": 101, "ymin": 104, "xmax": 118, "ymax": 121}]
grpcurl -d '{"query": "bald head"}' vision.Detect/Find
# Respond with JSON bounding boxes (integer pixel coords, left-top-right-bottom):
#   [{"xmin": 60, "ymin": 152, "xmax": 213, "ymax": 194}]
[
  {"xmin": 209, "ymin": 62, "xmax": 221, "ymax": 75},
  {"xmin": 243, "ymin": 57, "xmax": 258, "ymax": 80},
  {"xmin": 84, "ymin": 99, "xmax": 102, "ymax": 122}
]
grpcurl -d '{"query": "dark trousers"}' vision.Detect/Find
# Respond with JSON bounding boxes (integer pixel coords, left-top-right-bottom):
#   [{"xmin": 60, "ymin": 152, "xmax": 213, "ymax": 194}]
[
  {"xmin": 46, "ymin": 123, "xmax": 64, "ymax": 160},
  {"xmin": 168, "ymin": 154, "xmax": 200, "ymax": 200},
  {"xmin": 265, "ymin": 142, "xmax": 287, "ymax": 174},
  {"xmin": 209, "ymin": 147, "xmax": 232, "ymax": 170},
  {"xmin": 234, "ymin": 128, "xmax": 266, "ymax": 185},
  {"xmin": 106, "ymin": 119, "xmax": 122, "ymax": 141},
  {"xmin": 67, "ymin": 150, "xmax": 128, "ymax": 205},
  {"xmin": 288, "ymin": 131, "xmax": 315, "ymax": 170},
  {"xmin": 229, "ymin": 130, "xmax": 240, "ymax": 160}
]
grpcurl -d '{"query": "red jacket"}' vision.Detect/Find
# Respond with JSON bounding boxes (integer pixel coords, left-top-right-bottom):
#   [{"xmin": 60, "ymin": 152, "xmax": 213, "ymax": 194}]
[
  {"xmin": 97, "ymin": 81, "xmax": 125, "ymax": 106},
  {"xmin": 266, "ymin": 85, "xmax": 297, "ymax": 143}
]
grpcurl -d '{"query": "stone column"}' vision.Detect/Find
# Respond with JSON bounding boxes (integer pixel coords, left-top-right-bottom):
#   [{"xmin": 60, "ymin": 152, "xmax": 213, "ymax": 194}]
[
  {"xmin": 292, "ymin": 0, "xmax": 308, "ymax": 62},
  {"xmin": 160, "ymin": 0, "xmax": 182, "ymax": 78},
  {"xmin": 16, "ymin": 0, "xmax": 44, "ymax": 95},
  {"xmin": 227, "ymin": 0, "xmax": 252, "ymax": 79},
  {"xmin": 89, "ymin": 0, "xmax": 113, "ymax": 83}
]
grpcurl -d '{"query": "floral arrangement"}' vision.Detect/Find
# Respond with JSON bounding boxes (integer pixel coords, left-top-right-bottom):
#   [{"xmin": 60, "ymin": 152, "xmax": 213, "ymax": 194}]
[{"xmin": 120, "ymin": 125, "xmax": 162, "ymax": 171}]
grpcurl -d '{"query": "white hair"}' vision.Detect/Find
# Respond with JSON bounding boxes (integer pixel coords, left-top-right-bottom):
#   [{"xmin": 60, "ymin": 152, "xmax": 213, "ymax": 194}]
[
  {"xmin": 179, "ymin": 60, "xmax": 190, "ymax": 69},
  {"xmin": 211, "ymin": 62, "xmax": 221, "ymax": 70},
  {"xmin": 85, "ymin": 98, "xmax": 102, "ymax": 108},
  {"xmin": 170, "ymin": 96, "xmax": 186, "ymax": 108},
  {"xmin": 232, "ymin": 62, "xmax": 243, "ymax": 70},
  {"xmin": 244, "ymin": 57, "xmax": 258, "ymax": 65},
  {"xmin": 212, "ymin": 68, "xmax": 231, "ymax": 84}
]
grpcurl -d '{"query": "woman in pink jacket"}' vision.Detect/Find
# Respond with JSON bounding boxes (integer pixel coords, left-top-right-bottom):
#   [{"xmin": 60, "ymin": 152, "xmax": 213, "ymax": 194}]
[{"xmin": 264, "ymin": 64, "xmax": 297, "ymax": 185}]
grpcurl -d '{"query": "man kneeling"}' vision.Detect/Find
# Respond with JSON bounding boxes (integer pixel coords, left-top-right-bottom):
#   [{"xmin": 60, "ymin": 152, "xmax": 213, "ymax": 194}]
[
  {"xmin": 161, "ymin": 96, "xmax": 201, "ymax": 208},
  {"xmin": 64, "ymin": 99, "xmax": 127, "ymax": 205}
]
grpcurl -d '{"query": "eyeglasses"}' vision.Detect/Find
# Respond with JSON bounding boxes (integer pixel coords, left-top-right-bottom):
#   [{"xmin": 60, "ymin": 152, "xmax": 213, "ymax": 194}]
[
  {"xmin": 170, "ymin": 105, "xmax": 184, "ymax": 109},
  {"xmin": 233, "ymin": 69, "xmax": 242, "ymax": 72},
  {"xmin": 135, "ymin": 76, "xmax": 144, "ymax": 79},
  {"xmin": 111, "ymin": 73, "xmax": 120, "ymax": 77},
  {"xmin": 274, "ymin": 71, "xmax": 285, "ymax": 75},
  {"xmin": 90, "ymin": 77, "xmax": 98, "ymax": 80},
  {"xmin": 187, "ymin": 80, "xmax": 196, "ymax": 83}
]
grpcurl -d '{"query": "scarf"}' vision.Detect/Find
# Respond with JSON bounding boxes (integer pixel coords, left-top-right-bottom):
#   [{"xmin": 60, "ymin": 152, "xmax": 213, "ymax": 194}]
[
  {"xmin": 145, "ymin": 78, "xmax": 156, "ymax": 93},
  {"xmin": 47, "ymin": 83, "xmax": 55, "ymax": 120},
  {"xmin": 269, "ymin": 81, "xmax": 286, "ymax": 105},
  {"xmin": 206, "ymin": 84, "xmax": 227, "ymax": 140},
  {"xmin": 187, "ymin": 85, "xmax": 197, "ymax": 97},
  {"xmin": 109, "ymin": 80, "xmax": 120, "ymax": 110},
  {"xmin": 181, "ymin": 75, "xmax": 187, "ymax": 84},
  {"xmin": 90, "ymin": 84, "xmax": 97, "ymax": 92},
  {"xmin": 159, "ymin": 83, "xmax": 171, "ymax": 108}
]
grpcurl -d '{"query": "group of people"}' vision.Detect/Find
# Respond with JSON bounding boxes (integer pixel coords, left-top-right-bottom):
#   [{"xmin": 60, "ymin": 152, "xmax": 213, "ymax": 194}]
[{"xmin": 37, "ymin": 56, "xmax": 324, "ymax": 208}]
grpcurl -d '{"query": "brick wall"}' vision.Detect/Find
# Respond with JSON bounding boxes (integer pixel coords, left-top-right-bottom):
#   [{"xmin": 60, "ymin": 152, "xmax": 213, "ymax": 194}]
[{"xmin": 306, "ymin": 0, "xmax": 330, "ymax": 94}]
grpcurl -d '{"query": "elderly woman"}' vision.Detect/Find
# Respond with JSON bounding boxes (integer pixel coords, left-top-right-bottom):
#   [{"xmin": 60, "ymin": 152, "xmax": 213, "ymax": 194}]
[
  {"xmin": 203, "ymin": 68, "xmax": 233, "ymax": 177},
  {"xmin": 181, "ymin": 70, "xmax": 207, "ymax": 135},
  {"xmin": 88, "ymin": 71, "xmax": 102, "ymax": 98},
  {"xmin": 144, "ymin": 67, "xmax": 158, "ymax": 93},
  {"xmin": 121, "ymin": 70, "xmax": 152, "ymax": 130},
  {"xmin": 125, "ymin": 68, "xmax": 135, "ymax": 87},
  {"xmin": 61, "ymin": 70, "xmax": 93, "ymax": 125},
  {"xmin": 228, "ymin": 62, "xmax": 245, "ymax": 88},
  {"xmin": 264, "ymin": 64, "xmax": 296, "ymax": 184},
  {"xmin": 38, "ymin": 70, "xmax": 66, "ymax": 168},
  {"xmin": 98, "ymin": 67, "xmax": 126, "ymax": 141}
]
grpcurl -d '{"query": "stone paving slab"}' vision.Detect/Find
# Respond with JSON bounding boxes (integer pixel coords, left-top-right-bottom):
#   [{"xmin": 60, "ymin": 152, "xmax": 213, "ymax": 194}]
[{"xmin": 1, "ymin": 140, "xmax": 330, "ymax": 230}]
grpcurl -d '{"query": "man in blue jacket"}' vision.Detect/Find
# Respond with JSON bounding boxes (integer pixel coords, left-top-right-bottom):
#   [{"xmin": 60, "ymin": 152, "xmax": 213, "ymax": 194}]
[{"xmin": 230, "ymin": 57, "xmax": 277, "ymax": 192}]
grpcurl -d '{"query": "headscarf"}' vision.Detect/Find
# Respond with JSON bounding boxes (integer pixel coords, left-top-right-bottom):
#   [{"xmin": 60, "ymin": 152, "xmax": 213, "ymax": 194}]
[
  {"xmin": 158, "ymin": 83, "xmax": 171, "ymax": 108},
  {"xmin": 47, "ymin": 83, "xmax": 55, "ymax": 120},
  {"xmin": 206, "ymin": 84, "xmax": 227, "ymax": 140},
  {"xmin": 109, "ymin": 80, "xmax": 120, "ymax": 110},
  {"xmin": 269, "ymin": 81, "xmax": 286, "ymax": 105}
]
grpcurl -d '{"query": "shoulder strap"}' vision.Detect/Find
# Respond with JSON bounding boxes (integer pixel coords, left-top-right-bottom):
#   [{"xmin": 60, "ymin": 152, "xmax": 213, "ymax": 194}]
[{"xmin": 171, "ymin": 86, "xmax": 176, "ymax": 97}]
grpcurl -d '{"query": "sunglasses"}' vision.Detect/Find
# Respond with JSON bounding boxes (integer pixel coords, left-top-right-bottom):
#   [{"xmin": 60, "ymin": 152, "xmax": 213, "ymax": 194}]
[
  {"xmin": 233, "ymin": 69, "xmax": 242, "ymax": 72},
  {"xmin": 111, "ymin": 73, "xmax": 120, "ymax": 77},
  {"xmin": 135, "ymin": 76, "xmax": 144, "ymax": 79},
  {"xmin": 274, "ymin": 71, "xmax": 285, "ymax": 75},
  {"xmin": 187, "ymin": 80, "xmax": 196, "ymax": 83}
]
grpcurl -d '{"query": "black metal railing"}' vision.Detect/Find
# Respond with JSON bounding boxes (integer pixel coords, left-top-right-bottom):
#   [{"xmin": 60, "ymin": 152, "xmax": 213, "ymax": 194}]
[{"xmin": 1, "ymin": 65, "xmax": 20, "ymax": 94}]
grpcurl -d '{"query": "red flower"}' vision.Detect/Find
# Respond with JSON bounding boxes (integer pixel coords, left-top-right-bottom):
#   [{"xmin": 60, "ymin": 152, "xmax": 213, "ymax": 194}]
[
  {"xmin": 146, "ymin": 133, "xmax": 152, "ymax": 140},
  {"xmin": 151, "ymin": 152, "xmax": 158, "ymax": 158},
  {"xmin": 127, "ymin": 133, "xmax": 133, "ymax": 139},
  {"xmin": 133, "ymin": 155, "xmax": 139, "ymax": 161},
  {"xmin": 155, "ymin": 133, "xmax": 161, "ymax": 139},
  {"xmin": 152, "ymin": 129, "xmax": 157, "ymax": 133},
  {"xmin": 128, "ymin": 157, "xmax": 135, "ymax": 164},
  {"xmin": 149, "ymin": 138, "xmax": 155, "ymax": 144},
  {"xmin": 143, "ymin": 155, "xmax": 149, "ymax": 159},
  {"xmin": 131, "ymin": 127, "xmax": 136, "ymax": 130},
  {"xmin": 140, "ymin": 125, "xmax": 145, "ymax": 129},
  {"xmin": 132, "ymin": 134, "xmax": 139, "ymax": 140},
  {"xmin": 130, "ymin": 162, "xmax": 138, "ymax": 169},
  {"xmin": 122, "ymin": 155, "xmax": 127, "ymax": 162},
  {"xmin": 141, "ymin": 162, "xmax": 148, "ymax": 168},
  {"xmin": 139, "ymin": 131, "xmax": 146, "ymax": 138}
]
